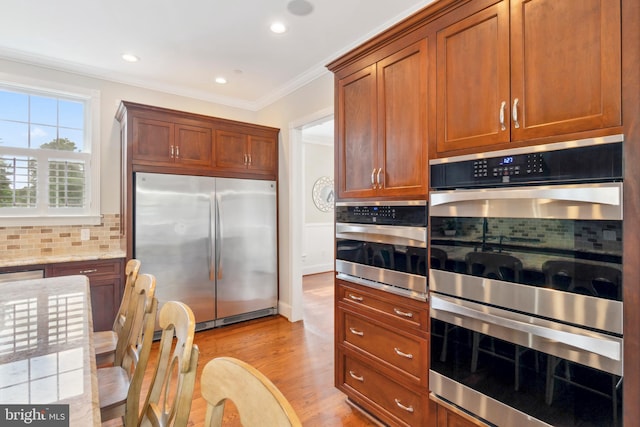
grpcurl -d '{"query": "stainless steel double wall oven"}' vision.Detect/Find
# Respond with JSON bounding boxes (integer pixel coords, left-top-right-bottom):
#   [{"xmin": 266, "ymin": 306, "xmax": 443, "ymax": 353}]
[
  {"xmin": 335, "ymin": 201, "xmax": 428, "ymax": 301},
  {"xmin": 428, "ymin": 136, "xmax": 624, "ymax": 426}
]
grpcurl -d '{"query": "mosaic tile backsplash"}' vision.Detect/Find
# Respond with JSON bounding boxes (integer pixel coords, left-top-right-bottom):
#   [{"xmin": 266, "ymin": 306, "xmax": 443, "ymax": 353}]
[{"xmin": 0, "ymin": 213, "xmax": 124, "ymax": 263}]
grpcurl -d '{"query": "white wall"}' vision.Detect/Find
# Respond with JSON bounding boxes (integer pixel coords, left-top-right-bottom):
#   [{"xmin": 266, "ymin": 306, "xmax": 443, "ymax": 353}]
[{"xmin": 302, "ymin": 141, "xmax": 334, "ymax": 275}]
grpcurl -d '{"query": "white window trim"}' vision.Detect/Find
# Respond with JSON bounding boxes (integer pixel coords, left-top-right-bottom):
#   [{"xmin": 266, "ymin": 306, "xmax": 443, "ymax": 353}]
[{"xmin": 0, "ymin": 73, "xmax": 101, "ymax": 226}]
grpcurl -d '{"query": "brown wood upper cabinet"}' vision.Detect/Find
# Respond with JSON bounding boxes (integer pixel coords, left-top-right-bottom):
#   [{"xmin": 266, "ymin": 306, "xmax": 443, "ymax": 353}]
[
  {"xmin": 336, "ymin": 39, "xmax": 429, "ymax": 200},
  {"xmin": 215, "ymin": 129, "xmax": 277, "ymax": 176},
  {"xmin": 131, "ymin": 114, "xmax": 213, "ymax": 168},
  {"xmin": 436, "ymin": 0, "xmax": 621, "ymax": 155},
  {"xmin": 118, "ymin": 101, "xmax": 279, "ymax": 179}
]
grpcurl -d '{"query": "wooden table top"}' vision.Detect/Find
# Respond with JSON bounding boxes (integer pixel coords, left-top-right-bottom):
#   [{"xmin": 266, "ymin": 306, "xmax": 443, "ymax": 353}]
[{"xmin": 0, "ymin": 275, "xmax": 100, "ymax": 426}]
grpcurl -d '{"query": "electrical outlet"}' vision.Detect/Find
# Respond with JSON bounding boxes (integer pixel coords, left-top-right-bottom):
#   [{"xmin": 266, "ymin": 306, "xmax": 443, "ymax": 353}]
[
  {"xmin": 603, "ymin": 230, "xmax": 617, "ymax": 241},
  {"xmin": 80, "ymin": 228, "xmax": 90, "ymax": 241}
]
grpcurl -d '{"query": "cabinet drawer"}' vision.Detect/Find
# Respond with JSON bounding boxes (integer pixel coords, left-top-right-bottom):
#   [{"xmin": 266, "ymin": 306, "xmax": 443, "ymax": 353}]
[
  {"xmin": 343, "ymin": 354, "xmax": 425, "ymax": 426},
  {"xmin": 47, "ymin": 259, "xmax": 122, "ymax": 278},
  {"xmin": 342, "ymin": 311, "xmax": 426, "ymax": 379},
  {"xmin": 337, "ymin": 281, "xmax": 428, "ymax": 331}
]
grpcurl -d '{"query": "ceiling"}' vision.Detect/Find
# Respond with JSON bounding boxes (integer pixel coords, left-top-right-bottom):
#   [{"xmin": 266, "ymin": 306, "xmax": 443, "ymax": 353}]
[{"xmin": 0, "ymin": 0, "xmax": 434, "ymax": 111}]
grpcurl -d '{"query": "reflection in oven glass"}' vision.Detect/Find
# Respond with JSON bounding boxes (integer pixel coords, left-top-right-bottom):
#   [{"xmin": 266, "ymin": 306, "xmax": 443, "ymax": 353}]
[
  {"xmin": 430, "ymin": 217, "xmax": 622, "ymax": 301},
  {"xmin": 431, "ymin": 319, "xmax": 622, "ymax": 427},
  {"xmin": 336, "ymin": 239, "xmax": 426, "ymax": 275}
]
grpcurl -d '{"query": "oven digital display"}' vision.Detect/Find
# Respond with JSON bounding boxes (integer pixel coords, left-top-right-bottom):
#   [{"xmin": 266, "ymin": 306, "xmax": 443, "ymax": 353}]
[{"xmin": 500, "ymin": 156, "xmax": 514, "ymax": 165}]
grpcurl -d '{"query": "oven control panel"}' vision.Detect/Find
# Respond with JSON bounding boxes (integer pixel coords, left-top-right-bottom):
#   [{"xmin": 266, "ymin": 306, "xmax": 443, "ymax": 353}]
[
  {"xmin": 431, "ymin": 140, "xmax": 622, "ymax": 189},
  {"xmin": 335, "ymin": 202, "xmax": 427, "ymax": 226},
  {"xmin": 473, "ymin": 153, "xmax": 545, "ymax": 179}
]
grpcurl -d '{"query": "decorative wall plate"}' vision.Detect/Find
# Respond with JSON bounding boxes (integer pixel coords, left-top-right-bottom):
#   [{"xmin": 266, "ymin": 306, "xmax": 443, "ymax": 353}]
[{"xmin": 312, "ymin": 176, "xmax": 335, "ymax": 212}]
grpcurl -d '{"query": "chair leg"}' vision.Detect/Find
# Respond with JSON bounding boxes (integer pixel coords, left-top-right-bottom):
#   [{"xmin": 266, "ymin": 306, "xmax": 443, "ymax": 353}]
[
  {"xmin": 471, "ymin": 332, "xmax": 480, "ymax": 373},
  {"xmin": 545, "ymin": 355, "xmax": 558, "ymax": 405},
  {"xmin": 440, "ymin": 325, "xmax": 449, "ymax": 362}
]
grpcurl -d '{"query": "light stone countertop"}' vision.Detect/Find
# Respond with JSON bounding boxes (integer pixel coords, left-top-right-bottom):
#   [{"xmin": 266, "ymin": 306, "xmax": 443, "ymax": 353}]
[
  {"xmin": 0, "ymin": 275, "xmax": 101, "ymax": 426},
  {"xmin": 1, "ymin": 251, "xmax": 126, "ymax": 268}
]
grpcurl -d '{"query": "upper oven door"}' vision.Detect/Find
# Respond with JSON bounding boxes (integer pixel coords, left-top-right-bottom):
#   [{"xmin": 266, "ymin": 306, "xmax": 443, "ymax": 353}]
[
  {"xmin": 429, "ymin": 182, "xmax": 623, "ymax": 335},
  {"xmin": 336, "ymin": 222, "xmax": 428, "ymax": 298}
]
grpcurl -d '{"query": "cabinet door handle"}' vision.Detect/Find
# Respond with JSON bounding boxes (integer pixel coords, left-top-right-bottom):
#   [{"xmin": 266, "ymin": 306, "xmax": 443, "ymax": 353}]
[
  {"xmin": 376, "ymin": 168, "xmax": 383, "ymax": 187},
  {"xmin": 80, "ymin": 269, "xmax": 98, "ymax": 274},
  {"xmin": 170, "ymin": 145, "xmax": 175, "ymax": 158},
  {"xmin": 499, "ymin": 101, "xmax": 507, "ymax": 131},
  {"xmin": 512, "ymin": 98, "xmax": 520, "ymax": 129},
  {"xmin": 349, "ymin": 327, "xmax": 364, "ymax": 336},
  {"xmin": 349, "ymin": 370, "xmax": 364, "ymax": 382},
  {"xmin": 348, "ymin": 294, "xmax": 364, "ymax": 302},
  {"xmin": 393, "ymin": 308, "xmax": 413, "ymax": 318},
  {"xmin": 395, "ymin": 398, "xmax": 414, "ymax": 413},
  {"xmin": 394, "ymin": 347, "xmax": 414, "ymax": 359},
  {"xmin": 247, "ymin": 154, "xmax": 252, "ymax": 166},
  {"xmin": 175, "ymin": 145, "xmax": 180, "ymax": 158},
  {"xmin": 371, "ymin": 169, "xmax": 376, "ymax": 188}
]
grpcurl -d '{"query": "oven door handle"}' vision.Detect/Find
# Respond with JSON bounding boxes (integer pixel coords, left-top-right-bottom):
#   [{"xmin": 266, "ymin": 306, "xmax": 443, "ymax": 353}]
[
  {"xmin": 430, "ymin": 183, "xmax": 621, "ymax": 207},
  {"xmin": 335, "ymin": 223, "xmax": 426, "ymax": 246},
  {"xmin": 431, "ymin": 294, "xmax": 622, "ymax": 361}
]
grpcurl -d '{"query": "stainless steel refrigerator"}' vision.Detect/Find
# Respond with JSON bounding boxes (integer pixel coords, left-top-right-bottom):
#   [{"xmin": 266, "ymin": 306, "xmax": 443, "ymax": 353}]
[{"xmin": 134, "ymin": 172, "xmax": 278, "ymax": 330}]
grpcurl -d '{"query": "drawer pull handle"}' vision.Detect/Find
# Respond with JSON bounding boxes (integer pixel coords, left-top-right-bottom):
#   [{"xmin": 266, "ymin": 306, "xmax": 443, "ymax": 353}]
[
  {"xmin": 349, "ymin": 370, "xmax": 364, "ymax": 382},
  {"xmin": 349, "ymin": 327, "xmax": 364, "ymax": 337},
  {"xmin": 80, "ymin": 269, "xmax": 98, "ymax": 274},
  {"xmin": 348, "ymin": 294, "xmax": 364, "ymax": 302},
  {"xmin": 393, "ymin": 308, "xmax": 413, "ymax": 318},
  {"xmin": 394, "ymin": 348, "xmax": 414, "ymax": 359},
  {"xmin": 395, "ymin": 398, "xmax": 414, "ymax": 413}
]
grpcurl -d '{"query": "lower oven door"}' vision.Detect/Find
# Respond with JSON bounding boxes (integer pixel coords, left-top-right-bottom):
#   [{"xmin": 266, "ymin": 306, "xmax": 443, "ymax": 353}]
[{"xmin": 430, "ymin": 293, "xmax": 623, "ymax": 427}]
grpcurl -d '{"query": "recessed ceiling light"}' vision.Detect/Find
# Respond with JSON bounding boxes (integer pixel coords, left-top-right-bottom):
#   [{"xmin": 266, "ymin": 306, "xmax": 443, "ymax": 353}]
[
  {"xmin": 215, "ymin": 77, "xmax": 227, "ymax": 84},
  {"xmin": 270, "ymin": 22, "xmax": 287, "ymax": 34},
  {"xmin": 121, "ymin": 53, "xmax": 140, "ymax": 63}
]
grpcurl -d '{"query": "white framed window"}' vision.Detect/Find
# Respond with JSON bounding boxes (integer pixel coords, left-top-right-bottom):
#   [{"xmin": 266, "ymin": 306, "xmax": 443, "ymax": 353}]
[{"xmin": 0, "ymin": 76, "xmax": 100, "ymax": 225}]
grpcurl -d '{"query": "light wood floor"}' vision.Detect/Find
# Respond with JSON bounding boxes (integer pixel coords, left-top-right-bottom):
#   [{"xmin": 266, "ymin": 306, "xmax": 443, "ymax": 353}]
[{"xmin": 107, "ymin": 271, "xmax": 377, "ymax": 426}]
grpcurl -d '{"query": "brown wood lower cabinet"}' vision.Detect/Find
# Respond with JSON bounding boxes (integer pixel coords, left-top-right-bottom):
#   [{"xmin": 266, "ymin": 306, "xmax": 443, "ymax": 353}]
[
  {"xmin": 335, "ymin": 278, "xmax": 429, "ymax": 426},
  {"xmin": 46, "ymin": 258, "xmax": 124, "ymax": 332}
]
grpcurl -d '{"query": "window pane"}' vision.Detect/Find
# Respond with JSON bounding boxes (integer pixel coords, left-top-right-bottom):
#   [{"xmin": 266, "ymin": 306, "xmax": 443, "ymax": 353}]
[
  {"xmin": 58, "ymin": 100, "xmax": 84, "ymax": 129},
  {"xmin": 31, "ymin": 125, "xmax": 57, "ymax": 149},
  {"xmin": 58, "ymin": 129, "xmax": 83, "ymax": 152},
  {"xmin": 0, "ymin": 90, "xmax": 28, "ymax": 122},
  {"xmin": 0, "ymin": 155, "xmax": 37, "ymax": 208},
  {"xmin": 48, "ymin": 160, "xmax": 85, "ymax": 208},
  {"xmin": 30, "ymin": 96, "xmax": 57, "ymax": 126},
  {"xmin": 0, "ymin": 121, "xmax": 29, "ymax": 148}
]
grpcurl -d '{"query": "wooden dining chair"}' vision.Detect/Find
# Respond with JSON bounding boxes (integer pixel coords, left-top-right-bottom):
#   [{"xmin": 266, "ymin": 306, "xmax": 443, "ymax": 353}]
[
  {"xmin": 201, "ymin": 357, "xmax": 302, "ymax": 427},
  {"xmin": 139, "ymin": 301, "xmax": 199, "ymax": 427},
  {"xmin": 94, "ymin": 258, "xmax": 142, "ymax": 366},
  {"xmin": 98, "ymin": 273, "xmax": 158, "ymax": 426}
]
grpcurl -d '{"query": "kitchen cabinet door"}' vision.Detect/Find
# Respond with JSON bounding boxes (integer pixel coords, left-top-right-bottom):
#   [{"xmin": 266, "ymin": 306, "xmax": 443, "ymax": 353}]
[
  {"xmin": 335, "ymin": 39, "xmax": 428, "ymax": 200},
  {"xmin": 246, "ymin": 134, "xmax": 277, "ymax": 176},
  {"xmin": 436, "ymin": 0, "xmax": 511, "ymax": 154},
  {"xmin": 215, "ymin": 130, "xmax": 278, "ymax": 177},
  {"xmin": 509, "ymin": 0, "xmax": 621, "ymax": 141},
  {"xmin": 377, "ymin": 40, "xmax": 429, "ymax": 198},
  {"xmin": 336, "ymin": 65, "xmax": 378, "ymax": 199},
  {"xmin": 132, "ymin": 116, "xmax": 175, "ymax": 166},
  {"xmin": 174, "ymin": 123, "xmax": 213, "ymax": 168}
]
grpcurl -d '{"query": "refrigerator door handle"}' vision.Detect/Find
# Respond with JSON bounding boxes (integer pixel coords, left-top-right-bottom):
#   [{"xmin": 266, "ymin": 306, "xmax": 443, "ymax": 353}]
[
  {"xmin": 216, "ymin": 193, "xmax": 223, "ymax": 280},
  {"xmin": 209, "ymin": 193, "xmax": 216, "ymax": 281}
]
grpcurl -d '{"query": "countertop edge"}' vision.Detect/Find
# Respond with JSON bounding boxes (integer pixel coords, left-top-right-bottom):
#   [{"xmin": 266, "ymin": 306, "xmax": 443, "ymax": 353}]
[{"xmin": 0, "ymin": 251, "xmax": 127, "ymax": 268}]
